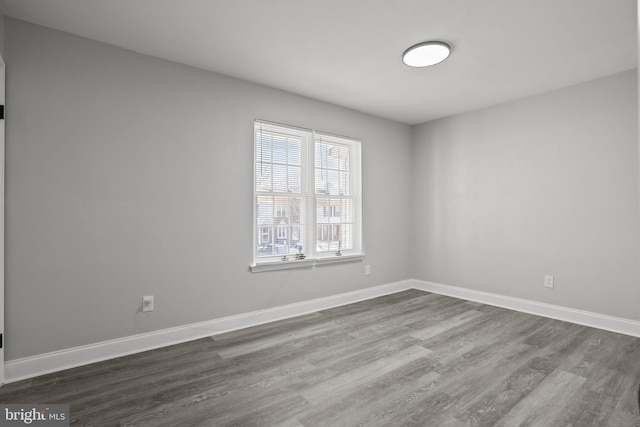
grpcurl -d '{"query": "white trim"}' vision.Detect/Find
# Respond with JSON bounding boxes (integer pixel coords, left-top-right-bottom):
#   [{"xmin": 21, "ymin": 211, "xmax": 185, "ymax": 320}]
[
  {"xmin": 249, "ymin": 253, "xmax": 365, "ymax": 273},
  {"xmin": 4, "ymin": 280, "xmax": 412, "ymax": 383},
  {"xmin": 7, "ymin": 278, "xmax": 640, "ymax": 384},
  {"xmin": 411, "ymin": 279, "xmax": 640, "ymax": 338},
  {"xmin": 315, "ymin": 253, "xmax": 365, "ymax": 266}
]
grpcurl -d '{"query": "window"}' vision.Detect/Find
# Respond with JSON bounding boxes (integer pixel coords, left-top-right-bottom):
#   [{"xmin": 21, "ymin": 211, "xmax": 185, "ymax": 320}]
[
  {"xmin": 260, "ymin": 227, "xmax": 271, "ymax": 245},
  {"xmin": 276, "ymin": 205, "xmax": 287, "ymax": 218},
  {"xmin": 277, "ymin": 220, "xmax": 287, "ymax": 240},
  {"xmin": 252, "ymin": 121, "xmax": 362, "ymax": 271}
]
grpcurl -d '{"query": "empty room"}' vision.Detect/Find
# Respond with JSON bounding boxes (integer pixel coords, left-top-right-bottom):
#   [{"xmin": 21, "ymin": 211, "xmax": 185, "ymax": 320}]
[{"xmin": 0, "ymin": 0, "xmax": 638, "ymax": 425}]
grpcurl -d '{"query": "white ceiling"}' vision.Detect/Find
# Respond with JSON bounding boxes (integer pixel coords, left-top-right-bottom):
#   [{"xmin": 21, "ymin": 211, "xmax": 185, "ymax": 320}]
[{"xmin": 0, "ymin": 0, "xmax": 636, "ymax": 125}]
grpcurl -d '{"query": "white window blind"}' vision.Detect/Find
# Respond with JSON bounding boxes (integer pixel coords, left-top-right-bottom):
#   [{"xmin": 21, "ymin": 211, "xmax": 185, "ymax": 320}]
[{"xmin": 253, "ymin": 121, "xmax": 362, "ymax": 270}]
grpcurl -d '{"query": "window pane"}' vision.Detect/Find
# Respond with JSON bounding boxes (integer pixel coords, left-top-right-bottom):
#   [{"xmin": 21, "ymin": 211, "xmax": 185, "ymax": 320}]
[
  {"xmin": 288, "ymin": 197, "xmax": 302, "ymax": 224},
  {"xmin": 260, "ymin": 196, "xmax": 306, "ymax": 257},
  {"xmin": 272, "ymin": 135, "xmax": 287, "ymax": 163},
  {"xmin": 327, "ymin": 170, "xmax": 339, "ymax": 195},
  {"xmin": 340, "ymin": 172, "xmax": 350, "ymax": 195},
  {"xmin": 335, "ymin": 201, "xmax": 342, "ymax": 222},
  {"xmin": 272, "ymin": 164, "xmax": 287, "ymax": 192},
  {"xmin": 289, "ymin": 224, "xmax": 304, "ymax": 255},
  {"xmin": 316, "ymin": 198, "xmax": 329, "ymax": 224},
  {"xmin": 341, "ymin": 224, "xmax": 354, "ymax": 250},
  {"xmin": 255, "ymin": 163, "xmax": 272, "ymax": 192},
  {"xmin": 316, "ymin": 225, "xmax": 330, "ymax": 253},
  {"xmin": 288, "ymin": 166, "xmax": 301, "ymax": 193},
  {"xmin": 316, "ymin": 142, "xmax": 351, "ymax": 196},
  {"xmin": 341, "ymin": 199, "xmax": 353, "ymax": 223},
  {"xmin": 315, "ymin": 169, "xmax": 327, "ymax": 194},
  {"xmin": 331, "ymin": 224, "xmax": 341, "ymax": 241},
  {"xmin": 315, "ymin": 143, "xmax": 327, "ymax": 169},
  {"xmin": 256, "ymin": 197, "xmax": 276, "ymax": 257},
  {"xmin": 329, "ymin": 145, "xmax": 342, "ymax": 169},
  {"xmin": 257, "ymin": 227, "xmax": 276, "ymax": 257},
  {"xmin": 273, "ymin": 197, "xmax": 289, "ymax": 221},
  {"xmin": 255, "ymin": 131, "xmax": 272, "ymax": 162},
  {"xmin": 338, "ymin": 146, "xmax": 350, "ymax": 170},
  {"xmin": 256, "ymin": 196, "xmax": 274, "ymax": 224},
  {"xmin": 288, "ymin": 139, "xmax": 301, "ymax": 165},
  {"xmin": 277, "ymin": 218, "xmax": 288, "ymax": 239}
]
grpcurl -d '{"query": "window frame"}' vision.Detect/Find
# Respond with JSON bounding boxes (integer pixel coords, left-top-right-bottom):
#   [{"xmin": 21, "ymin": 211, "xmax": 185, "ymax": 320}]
[{"xmin": 251, "ymin": 120, "xmax": 364, "ymax": 272}]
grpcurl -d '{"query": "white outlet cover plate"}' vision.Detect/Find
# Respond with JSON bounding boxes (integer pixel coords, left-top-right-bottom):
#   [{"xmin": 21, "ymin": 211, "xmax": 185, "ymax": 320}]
[
  {"xmin": 544, "ymin": 276, "xmax": 554, "ymax": 288},
  {"xmin": 143, "ymin": 296, "xmax": 154, "ymax": 312}
]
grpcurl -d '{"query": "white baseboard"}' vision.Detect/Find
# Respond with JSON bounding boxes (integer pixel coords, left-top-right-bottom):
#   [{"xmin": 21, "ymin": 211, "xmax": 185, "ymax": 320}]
[
  {"xmin": 7, "ymin": 278, "xmax": 640, "ymax": 384},
  {"xmin": 4, "ymin": 280, "xmax": 412, "ymax": 383},
  {"xmin": 411, "ymin": 279, "xmax": 640, "ymax": 338}
]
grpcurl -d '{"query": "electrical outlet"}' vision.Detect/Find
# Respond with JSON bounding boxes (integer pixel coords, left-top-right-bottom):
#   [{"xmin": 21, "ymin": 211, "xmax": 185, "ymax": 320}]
[
  {"xmin": 365, "ymin": 265, "xmax": 371, "ymax": 275},
  {"xmin": 544, "ymin": 275, "xmax": 554, "ymax": 289},
  {"xmin": 142, "ymin": 295, "xmax": 154, "ymax": 312}
]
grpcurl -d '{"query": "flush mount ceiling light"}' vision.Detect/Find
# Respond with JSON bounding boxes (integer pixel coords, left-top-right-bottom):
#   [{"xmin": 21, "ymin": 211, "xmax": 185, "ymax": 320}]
[{"xmin": 402, "ymin": 41, "xmax": 451, "ymax": 67}]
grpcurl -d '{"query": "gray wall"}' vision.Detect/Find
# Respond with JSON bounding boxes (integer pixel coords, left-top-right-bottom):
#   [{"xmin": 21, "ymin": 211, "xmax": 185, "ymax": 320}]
[
  {"xmin": 0, "ymin": 11, "xmax": 4, "ymax": 58},
  {"xmin": 412, "ymin": 69, "xmax": 640, "ymax": 320},
  {"xmin": 4, "ymin": 19, "xmax": 414, "ymax": 360},
  {"xmin": 4, "ymin": 16, "xmax": 639, "ymax": 362}
]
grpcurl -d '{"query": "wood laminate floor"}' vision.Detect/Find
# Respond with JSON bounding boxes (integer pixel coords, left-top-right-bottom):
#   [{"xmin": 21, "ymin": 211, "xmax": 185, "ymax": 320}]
[{"xmin": 1, "ymin": 289, "xmax": 640, "ymax": 426}]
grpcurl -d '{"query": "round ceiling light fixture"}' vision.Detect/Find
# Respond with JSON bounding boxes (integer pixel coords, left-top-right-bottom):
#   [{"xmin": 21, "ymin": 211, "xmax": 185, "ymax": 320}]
[{"xmin": 402, "ymin": 41, "xmax": 451, "ymax": 67}]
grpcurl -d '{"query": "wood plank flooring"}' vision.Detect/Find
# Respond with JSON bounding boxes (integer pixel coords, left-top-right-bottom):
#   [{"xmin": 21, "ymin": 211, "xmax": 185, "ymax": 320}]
[{"xmin": 1, "ymin": 289, "xmax": 640, "ymax": 426}]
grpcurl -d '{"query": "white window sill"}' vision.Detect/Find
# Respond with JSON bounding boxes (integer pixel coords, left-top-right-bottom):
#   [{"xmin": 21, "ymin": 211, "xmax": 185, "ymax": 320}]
[{"xmin": 249, "ymin": 253, "xmax": 365, "ymax": 273}]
